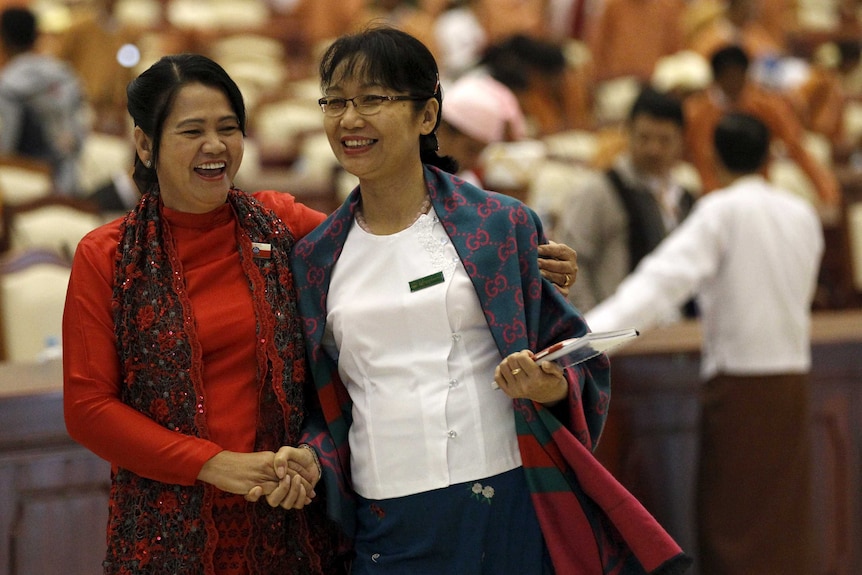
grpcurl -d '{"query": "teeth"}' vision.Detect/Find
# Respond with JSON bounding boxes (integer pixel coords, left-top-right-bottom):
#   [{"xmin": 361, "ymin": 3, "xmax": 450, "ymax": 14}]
[
  {"xmin": 344, "ymin": 139, "xmax": 373, "ymax": 148},
  {"xmin": 197, "ymin": 162, "xmax": 225, "ymax": 169}
]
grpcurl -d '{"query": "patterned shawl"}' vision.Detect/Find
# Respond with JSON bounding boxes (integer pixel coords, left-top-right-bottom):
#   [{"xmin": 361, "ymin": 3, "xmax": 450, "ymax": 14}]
[
  {"xmin": 108, "ymin": 188, "xmax": 335, "ymax": 575},
  {"xmin": 292, "ymin": 166, "xmax": 691, "ymax": 574}
]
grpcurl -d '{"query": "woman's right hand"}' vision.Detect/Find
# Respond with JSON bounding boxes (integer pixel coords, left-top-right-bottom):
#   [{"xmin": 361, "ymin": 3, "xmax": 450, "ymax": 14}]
[{"xmin": 198, "ymin": 450, "xmax": 306, "ymax": 497}]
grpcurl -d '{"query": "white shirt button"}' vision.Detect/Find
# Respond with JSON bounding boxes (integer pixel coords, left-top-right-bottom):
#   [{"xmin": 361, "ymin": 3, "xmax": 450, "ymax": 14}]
[
  {"xmin": 447, "ymin": 430, "xmax": 458, "ymax": 439},
  {"xmin": 449, "ymin": 378, "xmax": 459, "ymax": 388}
]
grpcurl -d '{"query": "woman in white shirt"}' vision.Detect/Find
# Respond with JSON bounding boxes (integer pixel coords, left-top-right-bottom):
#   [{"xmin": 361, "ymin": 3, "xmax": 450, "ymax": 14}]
[{"xmin": 285, "ymin": 26, "xmax": 691, "ymax": 575}]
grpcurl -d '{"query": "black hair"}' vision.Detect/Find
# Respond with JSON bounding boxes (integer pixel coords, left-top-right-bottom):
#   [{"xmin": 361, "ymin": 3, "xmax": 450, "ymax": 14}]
[
  {"xmin": 319, "ymin": 26, "xmax": 457, "ymax": 173},
  {"xmin": 714, "ymin": 112, "xmax": 770, "ymax": 173},
  {"xmin": 126, "ymin": 53, "xmax": 247, "ymax": 194},
  {"xmin": 0, "ymin": 8, "xmax": 37, "ymax": 52},
  {"xmin": 480, "ymin": 34, "xmax": 567, "ymax": 92},
  {"xmin": 628, "ymin": 87, "xmax": 684, "ymax": 128},
  {"xmin": 710, "ymin": 44, "xmax": 750, "ymax": 76},
  {"xmin": 837, "ymin": 39, "xmax": 862, "ymax": 64}
]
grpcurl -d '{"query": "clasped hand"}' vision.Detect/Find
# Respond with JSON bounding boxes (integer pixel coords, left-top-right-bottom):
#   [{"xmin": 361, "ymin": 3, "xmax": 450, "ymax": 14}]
[{"xmin": 198, "ymin": 446, "xmax": 320, "ymax": 510}]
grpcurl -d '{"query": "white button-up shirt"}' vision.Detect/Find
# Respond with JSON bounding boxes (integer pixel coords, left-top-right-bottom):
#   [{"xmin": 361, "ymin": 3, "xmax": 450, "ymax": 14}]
[
  {"xmin": 587, "ymin": 175, "xmax": 823, "ymax": 380},
  {"xmin": 323, "ymin": 209, "xmax": 521, "ymax": 499}
]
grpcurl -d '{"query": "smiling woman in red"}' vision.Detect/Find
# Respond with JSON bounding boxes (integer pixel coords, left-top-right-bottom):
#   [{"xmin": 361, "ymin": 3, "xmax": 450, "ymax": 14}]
[{"xmin": 62, "ymin": 54, "xmax": 344, "ymax": 575}]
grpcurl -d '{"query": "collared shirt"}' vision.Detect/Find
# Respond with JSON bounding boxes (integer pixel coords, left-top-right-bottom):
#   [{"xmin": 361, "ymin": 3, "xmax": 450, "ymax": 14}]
[
  {"xmin": 323, "ymin": 208, "xmax": 521, "ymax": 499},
  {"xmin": 586, "ymin": 175, "xmax": 823, "ymax": 379},
  {"xmin": 617, "ymin": 156, "xmax": 690, "ymax": 234},
  {"xmin": 556, "ymin": 154, "xmax": 690, "ymax": 313}
]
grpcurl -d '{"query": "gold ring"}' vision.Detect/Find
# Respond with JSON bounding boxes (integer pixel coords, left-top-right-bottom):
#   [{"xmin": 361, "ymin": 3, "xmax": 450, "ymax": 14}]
[
  {"xmin": 510, "ymin": 368, "xmax": 522, "ymax": 376},
  {"xmin": 563, "ymin": 274, "xmax": 571, "ymax": 287}
]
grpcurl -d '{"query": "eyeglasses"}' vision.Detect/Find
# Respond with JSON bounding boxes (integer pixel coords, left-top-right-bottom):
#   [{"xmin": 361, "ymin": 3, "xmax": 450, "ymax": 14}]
[{"xmin": 318, "ymin": 94, "xmax": 430, "ymax": 117}]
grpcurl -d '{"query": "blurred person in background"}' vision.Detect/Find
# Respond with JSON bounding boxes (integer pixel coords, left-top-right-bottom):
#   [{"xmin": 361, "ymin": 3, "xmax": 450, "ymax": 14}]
[
  {"xmin": 557, "ymin": 86, "xmax": 696, "ymax": 314},
  {"xmin": 683, "ymin": 0, "xmax": 788, "ymax": 61},
  {"xmin": 437, "ymin": 71, "xmax": 527, "ymax": 187},
  {"xmin": 586, "ymin": 0, "xmax": 686, "ymax": 84},
  {"xmin": 45, "ymin": 0, "xmax": 138, "ymax": 136},
  {"xmin": 479, "ymin": 33, "xmax": 594, "ymax": 135},
  {"xmin": 353, "ymin": 0, "xmax": 448, "ymax": 61},
  {"xmin": 789, "ymin": 39, "xmax": 860, "ymax": 157},
  {"xmin": 0, "ymin": 6, "xmax": 88, "ymax": 196},
  {"xmin": 433, "ymin": 0, "xmax": 549, "ymax": 82},
  {"xmin": 684, "ymin": 44, "xmax": 841, "ymax": 208},
  {"xmin": 587, "ymin": 113, "xmax": 821, "ymax": 575}
]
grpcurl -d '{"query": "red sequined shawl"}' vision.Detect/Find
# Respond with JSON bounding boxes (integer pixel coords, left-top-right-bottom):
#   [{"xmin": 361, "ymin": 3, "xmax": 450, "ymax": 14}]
[{"xmin": 107, "ymin": 188, "xmax": 333, "ymax": 575}]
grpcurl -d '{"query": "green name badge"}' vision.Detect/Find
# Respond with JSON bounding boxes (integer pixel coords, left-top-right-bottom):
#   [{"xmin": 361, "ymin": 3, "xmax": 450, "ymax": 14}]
[{"xmin": 409, "ymin": 271, "xmax": 445, "ymax": 292}]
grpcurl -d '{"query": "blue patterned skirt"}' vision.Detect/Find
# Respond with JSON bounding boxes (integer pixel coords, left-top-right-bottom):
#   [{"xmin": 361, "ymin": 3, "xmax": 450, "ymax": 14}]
[{"xmin": 351, "ymin": 466, "xmax": 553, "ymax": 575}]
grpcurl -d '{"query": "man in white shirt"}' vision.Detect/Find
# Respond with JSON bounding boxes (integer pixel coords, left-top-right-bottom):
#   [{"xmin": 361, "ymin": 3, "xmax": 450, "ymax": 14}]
[{"xmin": 587, "ymin": 112, "xmax": 822, "ymax": 575}]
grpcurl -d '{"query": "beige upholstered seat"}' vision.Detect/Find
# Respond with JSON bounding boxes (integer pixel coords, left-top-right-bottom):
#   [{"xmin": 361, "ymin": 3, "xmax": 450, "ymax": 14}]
[
  {"xmin": 251, "ymin": 97, "xmax": 323, "ymax": 164},
  {"xmin": 543, "ymin": 130, "xmax": 599, "ymax": 166},
  {"xmin": 113, "ymin": 0, "xmax": 163, "ymax": 29},
  {"xmin": 0, "ymin": 156, "xmax": 54, "ymax": 206},
  {"xmin": 593, "ymin": 76, "xmax": 642, "ymax": 126},
  {"xmin": 481, "ymin": 139, "xmax": 548, "ymax": 193},
  {"xmin": 0, "ymin": 249, "xmax": 71, "ymax": 362},
  {"xmin": 209, "ymin": 33, "xmax": 285, "ymax": 65},
  {"xmin": 166, "ymin": 0, "xmax": 269, "ymax": 30},
  {"xmin": 208, "ymin": 33, "xmax": 288, "ymax": 112},
  {"xmin": 3, "ymin": 196, "xmax": 102, "ymax": 260},
  {"xmin": 528, "ymin": 159, "xmax": 594, "ymax": 239},
  {"xmin": 796, "ymin": 0, "xmax": 841, "ymax": 31},
  {"xmin": 77, "ymin": 132, "xmax": 135, "ymax": 197},
  {"xmin": 846, "ymin": 203, "xmax": 862, "ymax": 291},
  {"xmin": 768, "ymin": 131, "xmax": 832, "ymax": 206},
  {"xmin": 651, "ymin": 50, "xmax": 712, "ymax": 96}
]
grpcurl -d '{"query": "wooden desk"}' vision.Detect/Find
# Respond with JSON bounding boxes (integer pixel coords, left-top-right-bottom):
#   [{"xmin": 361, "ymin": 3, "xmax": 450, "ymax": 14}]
[
  {"xmin": 597, "ymin": 311, "xmax": 862, "ymax": 575},
  {"xmin": 1, "ymin": 311, "xmax": 860, "ymax": 574},
  {"xmin": 0, "ymin": 360, "xmax": 109, "ymax": 575}
]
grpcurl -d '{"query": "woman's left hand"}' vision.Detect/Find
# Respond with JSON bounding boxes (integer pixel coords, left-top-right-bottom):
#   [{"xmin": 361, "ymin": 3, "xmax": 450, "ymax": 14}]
[
  {"xmin": 539, "ymin": 240, "xmax": 577, "ymax": 297},
  {"xmin": 245, "ymin": 445, "xmax": 320, "ymax": 510},
  {"xmin": 493, "ymin": 350, "xmax": 569, "ymax": 406}
]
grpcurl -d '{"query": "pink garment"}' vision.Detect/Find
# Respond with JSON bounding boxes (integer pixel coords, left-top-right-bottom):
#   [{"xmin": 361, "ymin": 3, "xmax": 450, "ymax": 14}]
[{"xmin": 442, "ymin": 74, "xmax": 527, "ymax": 143}]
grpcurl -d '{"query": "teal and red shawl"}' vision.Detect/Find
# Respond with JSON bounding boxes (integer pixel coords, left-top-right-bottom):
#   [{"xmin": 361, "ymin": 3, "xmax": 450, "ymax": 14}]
[{"xmin": 292, "ymin": 166, "xmax": 691, "ymax": 574}]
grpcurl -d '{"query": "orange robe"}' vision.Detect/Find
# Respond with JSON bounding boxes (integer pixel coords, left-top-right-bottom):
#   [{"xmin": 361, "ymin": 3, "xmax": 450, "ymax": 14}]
[
  {"xmin": 587, "ymin": 0, "xmax": 686, "ymax": 83},
  {"xmin": 791, "ymin": 65, "xmax": 847, "ymax": 148},
  {"xmin": 683, "ymin": 0, "xmax": 787, "ymax": 59},
  {"xmin": 473, "ymin": 0, "xmax": 548, "ymax": 42},
  {"xmin": 684, "ymin": 85, "xmax": 841, "ymax": 205}
]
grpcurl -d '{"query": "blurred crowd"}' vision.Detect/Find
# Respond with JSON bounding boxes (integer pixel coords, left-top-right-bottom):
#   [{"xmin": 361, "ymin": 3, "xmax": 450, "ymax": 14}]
[
  {"xmin": 1, "ymin": 0, "xmax": 862, "ymax": 295},
  {"xmin": 0, "ymin": 1, "xmax": 857, "ymax": 186}
]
